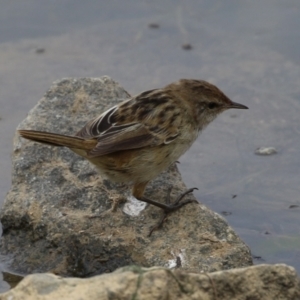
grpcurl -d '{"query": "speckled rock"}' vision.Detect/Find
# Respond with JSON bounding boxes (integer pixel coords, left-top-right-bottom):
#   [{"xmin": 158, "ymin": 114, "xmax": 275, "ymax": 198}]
[
  {"xmin": 0, "ymin": 77, "xmax": 252, "ymax": 277},
  {"xmin": 1, "ymin": 264, "xmax": 299, "ymax": 300}
]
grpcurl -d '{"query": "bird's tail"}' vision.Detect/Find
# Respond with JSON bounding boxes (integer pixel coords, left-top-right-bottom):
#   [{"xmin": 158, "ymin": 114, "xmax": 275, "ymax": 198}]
[{"xmin": 18, "ymin": 130, "xmax": 96, "ymax": 150}]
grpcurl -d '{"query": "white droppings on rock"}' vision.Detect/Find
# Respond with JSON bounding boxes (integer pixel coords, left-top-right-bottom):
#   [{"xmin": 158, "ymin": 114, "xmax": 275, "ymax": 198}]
[
  {"xmin": 167, "ymin": 258, "xmax": 177, "ymax": 269},
  {"xmin": 166, "ymin": 249, "xmax": 187, "ymax": 269},
  {"xmin": 122, "ymin": 195, "xmax": 147, "ymax": 216}
]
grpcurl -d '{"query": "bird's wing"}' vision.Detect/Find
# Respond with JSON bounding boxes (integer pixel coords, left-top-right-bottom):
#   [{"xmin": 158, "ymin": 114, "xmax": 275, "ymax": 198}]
[{"xmin": 76, "ymin": 89, "xmax": 182, "ymax": 157}]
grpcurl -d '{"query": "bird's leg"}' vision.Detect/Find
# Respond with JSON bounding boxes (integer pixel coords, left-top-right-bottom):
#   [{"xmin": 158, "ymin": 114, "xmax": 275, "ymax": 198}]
[
  {"xmin": 132, "ymin": 183, "xmax": 198, "ymax": 236},
  {"xmin": 146, "ymin": 187, "xmax": 198, "ymax": 236}
]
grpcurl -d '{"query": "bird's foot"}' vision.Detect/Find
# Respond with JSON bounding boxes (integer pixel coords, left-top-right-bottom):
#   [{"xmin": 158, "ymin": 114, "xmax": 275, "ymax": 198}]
[{"xmin": 147, "ymin": 187, "xmax": 198, "ymax": 237}]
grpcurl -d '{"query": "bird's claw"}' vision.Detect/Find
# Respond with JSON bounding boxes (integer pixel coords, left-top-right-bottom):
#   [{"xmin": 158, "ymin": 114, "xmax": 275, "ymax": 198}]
[{"xmin": 148, "ymin": 187, "xmax": 198, "ymax": 237}]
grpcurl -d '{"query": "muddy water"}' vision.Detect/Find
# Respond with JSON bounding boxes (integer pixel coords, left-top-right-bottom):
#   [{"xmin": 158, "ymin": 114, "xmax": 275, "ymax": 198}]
[{"xmin": 1, "ymin": 0, "xmax": 300, "ymax": 292}]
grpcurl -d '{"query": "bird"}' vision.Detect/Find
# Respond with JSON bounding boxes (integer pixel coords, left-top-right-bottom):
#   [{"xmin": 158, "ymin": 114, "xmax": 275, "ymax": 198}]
[{"xmin": 19, "ymin": 79, "xmax": 248, "ymax": 235}]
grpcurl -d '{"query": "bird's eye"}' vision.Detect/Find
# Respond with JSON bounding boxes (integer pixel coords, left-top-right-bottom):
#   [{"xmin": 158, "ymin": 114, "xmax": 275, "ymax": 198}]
[{"xmin": 207, "ymin": 102, "xmax": 218, "ymax": 109}]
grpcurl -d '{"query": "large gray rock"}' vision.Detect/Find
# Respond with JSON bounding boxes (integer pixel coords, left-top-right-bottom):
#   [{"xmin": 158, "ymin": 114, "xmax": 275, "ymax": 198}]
[
  {"xmin": 0, "ymin": 77, "xmax": 252, "ymax": 276},
  {"xmin": 1, "ymin": 264, "xmax": 299, "ymax": 300}
]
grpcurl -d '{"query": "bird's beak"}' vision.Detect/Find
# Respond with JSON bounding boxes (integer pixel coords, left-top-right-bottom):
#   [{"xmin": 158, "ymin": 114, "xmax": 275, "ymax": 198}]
[{"xmin": 228, "ymin": 101, "xmax": 248, "ymax": 109}]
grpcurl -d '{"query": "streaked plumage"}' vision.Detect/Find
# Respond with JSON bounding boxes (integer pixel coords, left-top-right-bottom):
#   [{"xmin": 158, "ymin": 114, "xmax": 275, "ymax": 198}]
[{"xmin": 19, "ymin": 79, "xmax": 248, "ymax": 234}]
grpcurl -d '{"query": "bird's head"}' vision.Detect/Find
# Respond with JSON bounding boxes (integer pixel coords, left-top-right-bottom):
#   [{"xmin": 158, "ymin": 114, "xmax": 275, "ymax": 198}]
[{"xmin": 168, "ymin": 79, "xmax": 248, "ymax": 130}]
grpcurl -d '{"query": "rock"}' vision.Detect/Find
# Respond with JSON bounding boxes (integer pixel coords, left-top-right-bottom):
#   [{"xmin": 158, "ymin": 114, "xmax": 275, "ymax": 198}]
[
  {"xmin": 0, "ymin": 77, "xmax": 252, "ymax": 277},
  {"xmin": 1, "ymin": 264, "xmax": 299, "ymax": 300},
  {"xmin": 255, "ymin": 147, "xmax": 277, "ymax": 156}
]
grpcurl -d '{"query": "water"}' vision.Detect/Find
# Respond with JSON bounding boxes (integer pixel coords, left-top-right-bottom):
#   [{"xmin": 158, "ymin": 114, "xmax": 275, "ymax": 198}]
[{"xmin": 1, "ymin": 0, "xmax": 300, "ymax": 292}]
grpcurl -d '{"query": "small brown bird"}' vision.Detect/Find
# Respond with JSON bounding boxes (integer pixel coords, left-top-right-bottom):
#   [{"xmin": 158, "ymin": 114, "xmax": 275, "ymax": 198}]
[{"xmin": 19, "ymin": 79, "xmax": 248, "ymax": 235}]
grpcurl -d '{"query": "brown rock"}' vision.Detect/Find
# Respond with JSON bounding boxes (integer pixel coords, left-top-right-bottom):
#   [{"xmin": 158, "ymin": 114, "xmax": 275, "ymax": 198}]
[
  {"xmin": 0, "ymin": 77, "xmax": 252, "ymax": 277},
  {"xmin": 1, "ymin": 264, "xmax": 299, "ymax": 300}
]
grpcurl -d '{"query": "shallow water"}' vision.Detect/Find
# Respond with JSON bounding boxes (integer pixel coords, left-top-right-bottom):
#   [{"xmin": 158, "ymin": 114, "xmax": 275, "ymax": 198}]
[{"xmin": 1, "ymin": 0, "xmax": 300, "ymax": 292}]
